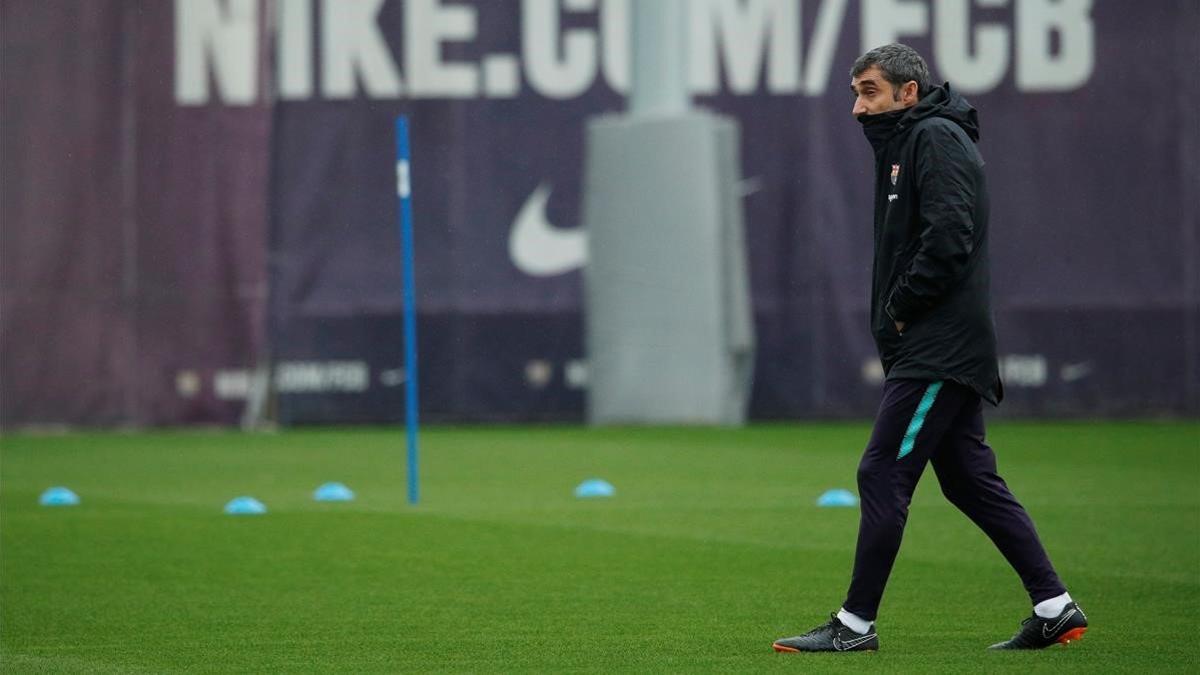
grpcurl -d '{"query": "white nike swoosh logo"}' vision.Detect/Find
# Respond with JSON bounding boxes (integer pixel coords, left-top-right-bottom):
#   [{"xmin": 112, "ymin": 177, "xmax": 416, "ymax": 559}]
[
  {"xmin": 1060, "ymin": 362, "xmax": 1094, "ymax": 383},
  {"xmin": 834, "ymin": 632, "xmax": 876, "ymax": 650},
  {"xmin": 509, "ymin": 183, "xmax": 588, "ymax": 277},
  {"xmin": 509, "ymin": 176, "xmax": 761, "ymax": 277},
  {"xmin": 737, "ymin": 176, "xmax": 764, "ymax": 197},
  {"xmin": 1042, "ymin": 609, "xmax": 1076, "ymax": 638}
]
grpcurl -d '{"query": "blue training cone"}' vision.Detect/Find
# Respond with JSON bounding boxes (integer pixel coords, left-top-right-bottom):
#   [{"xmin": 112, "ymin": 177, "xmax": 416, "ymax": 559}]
[
  {"xmin": 817, "ymin": 488, "xmax": 859, "ymax": 507},
  {"xmin": 574, "ymin": 478, "xmax": 615, "ymax": 499},
  {"xmin": 224, "ymin": 496, "xmax": 267, "ymax": 515},
  {"xmin": 39, "ymin": 486, "xmax": 80, "ymax": 506},
  {"xmin": 314, "ymin": 482, "xmax": 355, "ymax": 502}
]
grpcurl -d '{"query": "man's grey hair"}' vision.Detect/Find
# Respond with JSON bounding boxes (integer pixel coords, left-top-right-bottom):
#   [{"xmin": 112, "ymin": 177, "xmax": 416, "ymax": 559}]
[{"xmin": 851, "ymin": 43, "xmax": 932, "ymax": 99}]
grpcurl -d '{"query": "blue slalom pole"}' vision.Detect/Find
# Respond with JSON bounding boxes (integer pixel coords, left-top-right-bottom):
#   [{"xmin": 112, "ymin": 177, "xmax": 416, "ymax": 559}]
[{"xmin": 395, "ymin": 115, "xmax": 420, "ymax": 505}]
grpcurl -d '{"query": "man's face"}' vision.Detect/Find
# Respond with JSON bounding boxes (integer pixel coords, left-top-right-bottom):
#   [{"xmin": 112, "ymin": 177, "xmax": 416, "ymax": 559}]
[{"xmin": 850, "ymin": 65, "xmax": 918, "ymax": 118}]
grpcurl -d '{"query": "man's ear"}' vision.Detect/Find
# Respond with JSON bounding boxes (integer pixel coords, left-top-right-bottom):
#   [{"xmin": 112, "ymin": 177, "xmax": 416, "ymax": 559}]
[{"xmin": 903, "ymin": 80, "xmax": 919, "ymax": 104}]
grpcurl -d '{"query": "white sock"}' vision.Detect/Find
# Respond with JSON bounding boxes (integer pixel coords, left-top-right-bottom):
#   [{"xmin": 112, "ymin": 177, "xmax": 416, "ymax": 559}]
[
  {"xmin": 836, "ymin": 608, "xmax": 873, "ymax": 635},
  {"xmin": 1034, "ymin": 591, "xmax": 1073, "ymax": 618}
]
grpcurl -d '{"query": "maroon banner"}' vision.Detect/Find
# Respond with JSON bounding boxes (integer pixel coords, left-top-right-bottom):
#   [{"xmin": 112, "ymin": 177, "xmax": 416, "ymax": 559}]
[{"xmin": 2, "ymin": 1, "xmax": 272, "ymax": 425}]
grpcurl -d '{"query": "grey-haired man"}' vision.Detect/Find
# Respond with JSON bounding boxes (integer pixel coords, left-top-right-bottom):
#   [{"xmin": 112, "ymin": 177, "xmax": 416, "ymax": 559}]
[{"xmin": 773, "ymin": 44, "xmax": 1086, "ymax": 654}]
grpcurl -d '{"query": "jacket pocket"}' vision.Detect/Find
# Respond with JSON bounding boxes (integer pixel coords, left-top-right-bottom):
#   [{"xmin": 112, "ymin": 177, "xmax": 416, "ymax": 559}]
[{"xmin": 884, "ymin": 240, "xmax": 922, "ymax": 317}]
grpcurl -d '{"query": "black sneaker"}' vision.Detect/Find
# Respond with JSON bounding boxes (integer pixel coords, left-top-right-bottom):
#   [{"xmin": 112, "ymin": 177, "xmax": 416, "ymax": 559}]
[
  {"xmin": 988, "ymin": 602, "xmax": 1088, "ymax": 650},
  {"xmin": 773, "ymin": 614, "xmax": 879, "ymax": 652}
]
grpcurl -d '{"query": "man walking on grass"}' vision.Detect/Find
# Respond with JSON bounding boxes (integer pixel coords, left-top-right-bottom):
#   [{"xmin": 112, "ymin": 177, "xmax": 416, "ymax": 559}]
[{"xmin": 772, "ymin": 44, "xmax": 1087, "ymax": 653}]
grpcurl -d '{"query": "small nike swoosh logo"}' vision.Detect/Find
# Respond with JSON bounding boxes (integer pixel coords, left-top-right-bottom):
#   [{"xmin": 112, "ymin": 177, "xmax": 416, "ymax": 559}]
[
  {"xmin": 378, "ymin": 369, "xmax": 405, "ymax": 387},
  {"xmin": 737, "ymin": 176, "xmax": 764, "ymax": 197},
  {"xmin": 833, "ymin": 632, "xmax": 876, "ymax": 650},
  {"xmin": 1042, "ymin": 609, "xmax": 1076, "ymax": 638},
  {"xmin": 509, "ymin": 183, "xmax": 588, "ymax": 277},
  {"xmin": 1060, "ymin": 362, "xmax": 1093, "ymax": 383}
]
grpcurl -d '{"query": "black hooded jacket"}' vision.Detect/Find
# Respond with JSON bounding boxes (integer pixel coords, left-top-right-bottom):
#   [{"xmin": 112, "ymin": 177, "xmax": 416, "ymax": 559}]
[{"xmin": 859, "ymin": 83, "xmax": 1002, "ymax": 404}]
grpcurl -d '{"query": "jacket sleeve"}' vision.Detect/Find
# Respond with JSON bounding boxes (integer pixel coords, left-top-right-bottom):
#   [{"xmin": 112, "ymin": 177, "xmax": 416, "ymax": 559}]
[{"xmin": 885, "ymin": 123, "xmax": 980, "ymax": 324}]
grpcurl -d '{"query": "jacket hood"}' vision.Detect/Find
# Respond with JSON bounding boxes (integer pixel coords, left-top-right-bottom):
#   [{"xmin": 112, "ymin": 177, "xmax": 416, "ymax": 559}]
[{"xmin": 899, "ymin": 82, "xmax": 980, "ymax": 141}]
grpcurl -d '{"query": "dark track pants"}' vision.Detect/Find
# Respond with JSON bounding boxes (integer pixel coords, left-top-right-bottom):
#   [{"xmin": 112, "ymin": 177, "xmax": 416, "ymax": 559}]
[{"xmin": 842, "ymin": 378, "xmax": 1066, "ymax": 621}]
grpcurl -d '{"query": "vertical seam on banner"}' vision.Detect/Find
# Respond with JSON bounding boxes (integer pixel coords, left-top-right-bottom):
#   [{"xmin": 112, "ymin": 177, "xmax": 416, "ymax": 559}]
[{"xmin": 898, "ymin": 381, "xmax": 943, "ymax": 460}]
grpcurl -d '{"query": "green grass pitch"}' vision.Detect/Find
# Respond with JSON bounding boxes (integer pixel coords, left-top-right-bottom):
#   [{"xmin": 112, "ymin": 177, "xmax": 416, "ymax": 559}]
[{"xmin": 2, "ymin": 422, "xmax": 1198, "ymax": 673}]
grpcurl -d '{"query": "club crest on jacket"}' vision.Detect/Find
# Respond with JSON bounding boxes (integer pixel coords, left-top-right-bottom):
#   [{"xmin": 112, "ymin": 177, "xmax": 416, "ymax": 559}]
[{"xmin": 891, "ymin": 163, "xmax": 900, "ymax": 186}]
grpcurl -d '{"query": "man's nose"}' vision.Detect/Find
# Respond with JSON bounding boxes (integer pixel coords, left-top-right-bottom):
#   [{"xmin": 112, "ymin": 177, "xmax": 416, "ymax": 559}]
[{"xmin": 852, "ymin": 97, "xmax": 867, "ymax": 117}]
